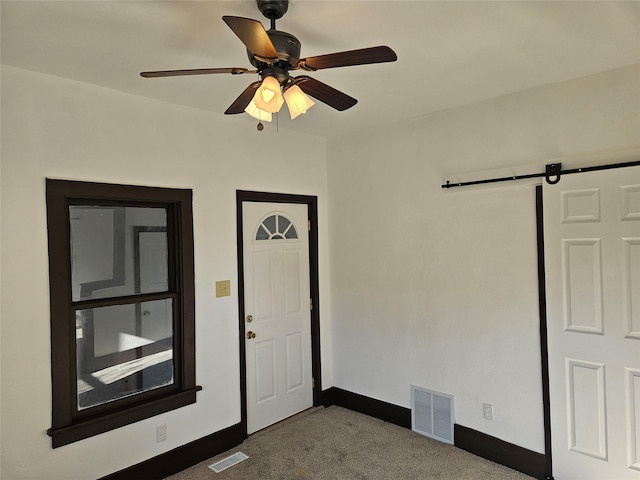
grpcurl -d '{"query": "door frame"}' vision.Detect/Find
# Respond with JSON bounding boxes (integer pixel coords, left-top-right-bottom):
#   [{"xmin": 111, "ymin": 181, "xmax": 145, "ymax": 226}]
[
  {"xmin": 236, "ymin": 190, "xmax": 322, "ymax": 435},
  {"xmin": 536, "ymin": 184, "xmax": 554, "ymax": 480}
]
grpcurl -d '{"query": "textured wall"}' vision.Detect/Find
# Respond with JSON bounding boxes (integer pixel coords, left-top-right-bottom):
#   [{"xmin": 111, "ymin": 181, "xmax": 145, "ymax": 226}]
[
  {"xmin": 0, "ymin": 66, "xmax": 332, "ymax": 480},
  {"xmin": 2, "ymin": 59, "xmax": 639, "ymax": 477},
  {"xmin": 326, "ymin": 64, "xmax": 640, "ymax": 453}
]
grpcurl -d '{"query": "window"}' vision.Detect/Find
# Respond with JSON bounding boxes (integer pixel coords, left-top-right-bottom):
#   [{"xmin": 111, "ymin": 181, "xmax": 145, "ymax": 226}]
[
  {"xmin": 255, "ymin": 213, "xmax": 299, "ymax": 240},
  {"xmin": 46, "ymin": 179, "xmax": 199, "ymax": 448}
]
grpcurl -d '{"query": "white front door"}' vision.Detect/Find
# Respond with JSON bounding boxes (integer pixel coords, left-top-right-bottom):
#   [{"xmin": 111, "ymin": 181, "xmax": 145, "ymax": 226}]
[
  {"xmin": 544, "ymin": 166, "xmax": 640, "ymax": 479},
  {"xmin": 242, "ymin": 202, "xmax": 313, "ymax": 434}
]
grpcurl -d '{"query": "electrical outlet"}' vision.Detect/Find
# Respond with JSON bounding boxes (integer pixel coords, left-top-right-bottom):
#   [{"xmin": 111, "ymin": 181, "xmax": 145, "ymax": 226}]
[
  {"xmin": 483, "ymin": 403, "xmax": 494, "ymax": 421},
  {"xmin": 156, "ymin": 424, "xmax": 167, "ymax": 442}
]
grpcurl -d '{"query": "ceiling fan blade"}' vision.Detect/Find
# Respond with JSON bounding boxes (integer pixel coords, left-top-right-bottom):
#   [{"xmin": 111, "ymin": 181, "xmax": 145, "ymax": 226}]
[
  {"xmin": 222, "ymin": 16, "xmax": 279, "ymax": 63},
  {"xmin": 225, "ymin": 81, "xmax": 262, "ymax": 114},
  {"xmin": 140, "ymin": 67, "xmax": 256, "ymax": 78},
  {"xmin": 293, "ymin": 76, "xmax": 357, "ymax": 111},
  {"xmin": 297, "ymin": 46, "xmax": 397, "ymax": 71}
]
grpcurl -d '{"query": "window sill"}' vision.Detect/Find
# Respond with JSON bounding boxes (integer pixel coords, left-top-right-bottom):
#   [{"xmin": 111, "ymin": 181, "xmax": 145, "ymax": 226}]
[{"xmin": 47, "ymin": 386, "xmax": 202, "ymax": 448}]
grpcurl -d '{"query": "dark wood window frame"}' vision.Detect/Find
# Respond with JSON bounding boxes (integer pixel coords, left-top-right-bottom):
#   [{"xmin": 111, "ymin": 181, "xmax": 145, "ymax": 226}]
[{"xmin": 46, "ymin": 179, "xmax": 200, "ymax": 448}]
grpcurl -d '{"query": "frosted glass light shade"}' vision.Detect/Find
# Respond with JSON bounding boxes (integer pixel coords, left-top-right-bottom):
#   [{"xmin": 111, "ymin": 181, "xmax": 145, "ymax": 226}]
[
  {"xmin": 252, "ymin": 76, "xmax": 284, "ymax": 113},
  {"xmin": 244, "ymin": 101, "xmax": 272, "ymax": 122},
  {"xmin": 284, "ymin": 85, "xmax": 315, "ymax": 120}
]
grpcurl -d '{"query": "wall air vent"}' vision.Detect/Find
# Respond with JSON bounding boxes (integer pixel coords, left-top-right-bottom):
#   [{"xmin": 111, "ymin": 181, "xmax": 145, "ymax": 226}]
[{"xmin": 411, "ymin": 385, "xmax": 454, "ymax": 444}]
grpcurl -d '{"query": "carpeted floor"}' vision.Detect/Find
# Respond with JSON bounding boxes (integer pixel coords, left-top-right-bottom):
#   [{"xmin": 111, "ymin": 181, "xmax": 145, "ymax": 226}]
[{"xmin": 165, "ymin": 406, "xmax": 534, "ymax": 479}]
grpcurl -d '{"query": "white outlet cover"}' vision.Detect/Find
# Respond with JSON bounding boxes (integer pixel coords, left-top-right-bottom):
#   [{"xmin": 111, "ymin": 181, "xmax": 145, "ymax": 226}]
[
  {"xmin": 483, "ymin": 403, "xmax": 494, "ymax": 420},
  {"xmin": 156, "ymin": 424, "xmax": 167, "ymax": 442}
]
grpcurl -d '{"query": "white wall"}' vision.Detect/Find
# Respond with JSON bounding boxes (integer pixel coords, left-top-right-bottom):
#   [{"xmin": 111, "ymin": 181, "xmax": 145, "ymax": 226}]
[
  {"xmin": 3, "ymin": 58, "xmax": 639, "ymax": 478},
  {"xmin": 326, "ymin": 64, "xmax": 640, "ymax": 453},
  {"xmin": 0, "ymin": 65, "xmax": 332, "ymax": 480}
]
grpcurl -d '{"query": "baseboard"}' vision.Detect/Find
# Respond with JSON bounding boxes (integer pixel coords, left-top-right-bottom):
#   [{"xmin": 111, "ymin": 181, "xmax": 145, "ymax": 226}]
[
  {"xmin": 101, "ymin": 389, "xmax": 547, "ymax": 480},
  {"xmin": 324, "ymin": 387, "xmax": 547, "ymax": 480},
  {"xmin": 454, "ymin": 424, "xmax": 547, "ymax": 479},
  {"xmin": 324, "ymin": 387, "xmax": 411, "ymax": 428},
  {"xmin": 98, "ymin": 423, "xmax": 245, "ymax": 480},
  {"xmin": 320, "ymin": 385, "xmax": 336, "ymax": 407}
]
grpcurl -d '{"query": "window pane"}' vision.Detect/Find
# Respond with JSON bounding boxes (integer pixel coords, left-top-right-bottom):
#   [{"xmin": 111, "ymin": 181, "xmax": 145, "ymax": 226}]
[
  {"xmin": 76, "ymin": 299, "xmax": 174, "ymax": 410},
  {"xmin": 278, "ymin": 215, "xmax": 291, "ymax": 233},
  {"xmin": 256, "ymin": 225, "xmax": 270, "ymax": 240},
  {"xmin": 284, "ymin": 224, "xmax": 298, "ymax": 239},
  {"xmin": 263, "ymin": 214, "xmax": 276, "ymax": 234},
  {"xmin": 256, "ymin": 214, "xmax": 298, "ymax": 241},
  {"xmin": 69, "ymin": 206, "xmax": 168, "ymax": 301}
]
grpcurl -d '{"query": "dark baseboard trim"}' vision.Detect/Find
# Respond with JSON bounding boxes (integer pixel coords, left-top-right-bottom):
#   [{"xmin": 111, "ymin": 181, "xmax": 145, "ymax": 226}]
[
  {"xmin": 325, "ymin": 387, "xmax": 411, "ymax": 429},
  {"xmin": 99, "ymin": 423, "xmax": 245, "ymax": 480},
  {"xmin": 101, "ymin": 389, "xmax": 547, "ymax": 480},
  {"xmin": 325, "ymin": 387, "xmax": 546, "ymax": 480},
  {"xmin": 455, "ymin": 424, "xmax": 547, "ymax": 479},
  {"xmin": 320, "ymin": 386, "xmax": 336, "ymax": 407}
]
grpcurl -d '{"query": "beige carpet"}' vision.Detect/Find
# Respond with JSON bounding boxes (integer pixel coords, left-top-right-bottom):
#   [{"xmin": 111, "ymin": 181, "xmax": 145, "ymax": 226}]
[{"xmin": 165, "ymin": 406, "xmax": 534, "ymax": 479}]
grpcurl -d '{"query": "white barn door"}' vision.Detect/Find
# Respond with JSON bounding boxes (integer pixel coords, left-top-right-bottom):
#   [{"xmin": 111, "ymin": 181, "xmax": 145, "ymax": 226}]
[
  {"xmin": 242, "ymin": 202, "xmax": 313, "ymax": 434},
  {"xmin": 544, "ymin": 165, "xmax": 640, "ymax": 479}
]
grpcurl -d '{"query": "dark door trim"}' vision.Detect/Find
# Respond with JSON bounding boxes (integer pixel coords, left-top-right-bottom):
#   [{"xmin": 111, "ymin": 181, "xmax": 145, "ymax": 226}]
[
  {"xmin": 236, "ymin": 190, "xmax": 322, "ymax": 435},
  {"xmin": 536, "ymin": 184, "xmax": 554, "ymax": 480}
]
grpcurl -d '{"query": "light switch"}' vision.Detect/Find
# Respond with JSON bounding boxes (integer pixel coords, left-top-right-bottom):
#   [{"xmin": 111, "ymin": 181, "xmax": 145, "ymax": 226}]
[{"xmin": 215, "ymin": 280, "xmax": 231, "ymax": 298}]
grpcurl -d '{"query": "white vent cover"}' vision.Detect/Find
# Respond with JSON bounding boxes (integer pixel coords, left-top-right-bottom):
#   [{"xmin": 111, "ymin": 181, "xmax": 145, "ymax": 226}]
[
  {"xmin": 411, "ymin": 385, "xmax": 454, "ymax": 444},
  {"xmin": 208, "ymin": 452, "xmax": 249, "ymax": 473}
]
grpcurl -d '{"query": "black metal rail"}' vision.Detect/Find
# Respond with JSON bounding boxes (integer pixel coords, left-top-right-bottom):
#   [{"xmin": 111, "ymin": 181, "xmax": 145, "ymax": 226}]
[{"xmin": 442, "ymin": 160, "xmax": 640, "ymax": 189}]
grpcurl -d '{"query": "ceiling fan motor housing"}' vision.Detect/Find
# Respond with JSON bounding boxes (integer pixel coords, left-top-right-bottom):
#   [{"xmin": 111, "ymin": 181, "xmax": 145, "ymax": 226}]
[
  {"xmin": 257, "ymin": 0, "xmax": 289, "ymax": 20},
  {"xmin": 247, "ymin": 29, "xmax": 301, "ymax": 70}
]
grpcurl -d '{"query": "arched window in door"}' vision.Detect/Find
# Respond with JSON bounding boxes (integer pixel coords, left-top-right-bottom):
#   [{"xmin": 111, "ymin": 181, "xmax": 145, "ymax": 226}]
[{"xmin": 255, "ymin": 213, "xmax": 299, "ymax": 240}]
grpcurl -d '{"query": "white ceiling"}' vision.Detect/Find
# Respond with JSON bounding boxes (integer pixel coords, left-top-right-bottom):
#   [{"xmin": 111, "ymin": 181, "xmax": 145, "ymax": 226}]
[{"xmin": 2, "ymin": 0, "xmax": 639, "ymax": 138}]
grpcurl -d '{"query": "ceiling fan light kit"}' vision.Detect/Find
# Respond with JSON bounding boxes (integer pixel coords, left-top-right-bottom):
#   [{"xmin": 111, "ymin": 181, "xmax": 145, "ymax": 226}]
[
  {"xmin": 140, "ymin": 0, "xmax": 397, "ymax": 129},
  {"xmin": 252, "ymin": 75, "xmax": 284, "ymax": 113},
  {"xmin": 283, "ymin": 84, "xmax": 315, "ymax": 120},
  {"xmin": 244, "ymin": 101, "xmax": 272, "ymax": 123}
]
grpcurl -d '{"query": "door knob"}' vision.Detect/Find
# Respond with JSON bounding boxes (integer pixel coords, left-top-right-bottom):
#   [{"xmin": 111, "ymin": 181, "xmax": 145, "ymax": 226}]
[
  {"xmin": 246, "ymin": 331, "xmax": 256, "ymax": 339},
  {"xmin": 246, "ymin": 314, "xmax": 254, "ymax": 323}
]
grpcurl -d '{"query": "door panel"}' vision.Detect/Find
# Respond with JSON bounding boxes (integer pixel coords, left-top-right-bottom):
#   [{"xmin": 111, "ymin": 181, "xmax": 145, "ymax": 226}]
[
  {"xmin": 255, "ymin": 339, "xmax": 276, "ymax": 403},
  {"xmin": 243, "ymin": 202, "xmax": 312, "ymax": 434},
  {"xmin": 629, "ymin": 368, "xmax": 640, "ymax": 469},
  {"xmin": 566, "ymin": 358, "xmax": 607, "ymax": 460},
  {"xmin": 562, "ymin": 238, "xmax": 603, "ymax": 333},
  {"xmin": 544, "ymin": 165, "xmax": 640, "ymax": 479},
  {"xmin": 252, "ymin": 251, "xmax": 274, "ymax": 322},
  {"xmin": 286, "ymin": 332, "xmax": 304, "ymax": 392},
  {"xmin": 284, "ymin": 249, "xmax": 302, "ymax": 315},
  {"xmin": 625, "ymin": 239, "xmax": 640, "ymax": 338}
]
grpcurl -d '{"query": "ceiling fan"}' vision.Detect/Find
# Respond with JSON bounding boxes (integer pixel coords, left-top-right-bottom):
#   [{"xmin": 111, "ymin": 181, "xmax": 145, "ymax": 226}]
[{"xmin": 140, "ymin": 0, "xmax": 397, "ymax": 126}]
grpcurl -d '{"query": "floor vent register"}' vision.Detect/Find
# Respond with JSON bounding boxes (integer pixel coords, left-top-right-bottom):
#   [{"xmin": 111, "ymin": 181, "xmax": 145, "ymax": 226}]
[{"xmin": 208, "ymin": 452, "xmax": 249, "ymax": 473}]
